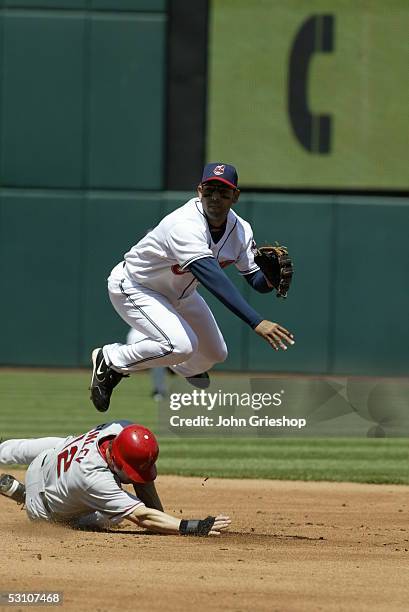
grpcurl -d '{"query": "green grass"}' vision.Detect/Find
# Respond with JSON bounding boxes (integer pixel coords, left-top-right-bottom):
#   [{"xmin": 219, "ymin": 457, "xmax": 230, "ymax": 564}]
[{"xmin": 0, "ymin": 369, "xmax": 408, "ymax": 484}]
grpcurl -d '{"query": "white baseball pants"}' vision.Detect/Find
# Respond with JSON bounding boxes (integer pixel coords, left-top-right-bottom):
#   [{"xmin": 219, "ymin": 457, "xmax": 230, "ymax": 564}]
[
  {"xmin": 0, "ymin": 437, "xmax": 66, "ymax": 521},
  {"xmin": 104, "ymin": 265, "xmax": 228, "ymax": 376}
]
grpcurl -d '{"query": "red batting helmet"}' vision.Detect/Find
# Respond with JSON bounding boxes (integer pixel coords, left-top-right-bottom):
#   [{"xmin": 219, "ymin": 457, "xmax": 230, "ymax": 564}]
[{"xmin": 110, "ymin": 424, "xmax": 159, "ymax": 483}]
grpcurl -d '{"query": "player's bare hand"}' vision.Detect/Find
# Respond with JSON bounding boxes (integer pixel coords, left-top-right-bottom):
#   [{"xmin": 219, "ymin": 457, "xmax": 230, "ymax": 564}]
[
  {"xmin": 209, "ymin": 514, "xmax": 231, "ymax": 536},
  {"xmin": 254, "ymin": 320, "xmax": 295, "ymax": 351}
]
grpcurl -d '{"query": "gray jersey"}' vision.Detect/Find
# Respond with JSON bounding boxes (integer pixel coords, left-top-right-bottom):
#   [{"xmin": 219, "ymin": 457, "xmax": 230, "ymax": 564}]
[{"xmin": 42, "ymin": 422, "xmax": 143, "ymax": 522}]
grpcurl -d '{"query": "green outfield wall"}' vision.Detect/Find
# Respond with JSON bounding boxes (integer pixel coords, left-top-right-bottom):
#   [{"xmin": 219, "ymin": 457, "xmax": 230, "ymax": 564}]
[
  {"xmin": 0, "ymin": 190, "xmax": 408, "ymax": 376},
  {"xmin": 0, "ymin": 2, "xmax": 407, "ymax": 375},
  {"xmin": 0, "ymin": 2, "xmax": 166, "ymax": 190}
]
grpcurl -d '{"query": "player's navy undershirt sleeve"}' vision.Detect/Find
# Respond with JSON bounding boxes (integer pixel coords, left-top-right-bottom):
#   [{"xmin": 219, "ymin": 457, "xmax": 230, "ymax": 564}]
[
  {"xmin": 188, "ymin": 257, "xmax": 264, "ymax": 329},
  {"xmin": 244, "ymin": 270, "xmax": 273, "ymax": 293}
]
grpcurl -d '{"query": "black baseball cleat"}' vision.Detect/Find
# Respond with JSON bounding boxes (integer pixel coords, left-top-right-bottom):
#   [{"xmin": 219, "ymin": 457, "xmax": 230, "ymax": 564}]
[
  {"xmin": 90, "ymin": 348, "xmax": 126, "ymax": 412},
  {"xmin": 0, "ymin": 473, "xmax": 26, "ymax": 504},
  {"xmin": 185, "ymin": 372, "xmax": 210, "ymax": 389}
]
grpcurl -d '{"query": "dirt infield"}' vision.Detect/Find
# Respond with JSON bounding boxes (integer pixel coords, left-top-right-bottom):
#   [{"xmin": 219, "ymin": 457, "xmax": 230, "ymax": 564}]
[{"xmin": 0, "ymin": 472, "xmax": 407, "ymax": 612}]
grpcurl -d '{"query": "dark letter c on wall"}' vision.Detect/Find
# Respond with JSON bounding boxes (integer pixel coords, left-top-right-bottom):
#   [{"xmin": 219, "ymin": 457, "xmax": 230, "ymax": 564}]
[{"xmin": 288, "ymin": 15, "xmax": 335, "ymax": 154}]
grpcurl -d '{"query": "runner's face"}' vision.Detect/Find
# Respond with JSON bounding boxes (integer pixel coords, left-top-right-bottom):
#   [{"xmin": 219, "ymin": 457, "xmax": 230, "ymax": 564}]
[{"xmin": 106, "ymin": 446, "xmax": 133, "ymax": 484}]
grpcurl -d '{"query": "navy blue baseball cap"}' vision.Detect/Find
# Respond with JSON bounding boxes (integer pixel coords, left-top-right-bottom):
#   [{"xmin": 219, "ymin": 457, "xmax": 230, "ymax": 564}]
[{"xmin": 201, "ymin": 162, "xmax": 238, "ymax": 189}]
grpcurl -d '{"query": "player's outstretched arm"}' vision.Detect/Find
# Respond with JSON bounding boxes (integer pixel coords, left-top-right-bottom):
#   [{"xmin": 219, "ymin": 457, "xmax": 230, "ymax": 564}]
[
  {"xmin": 254, "ymin": 320, "xmax": 295, "ymax": 351},
  {"xmin": 189, "ymin": 257, "xmax": 266, "ymax": 328},
  {"xmin": 127, "ymin": 506, "xmax": 180, "ymax": 533},
  {"xmin": 126, "ymin": 506, "xmax": 231, "ymax": 536},
  {"xmin": 189, "ymin": 258, "xmax": 295, "ymax": 352}
]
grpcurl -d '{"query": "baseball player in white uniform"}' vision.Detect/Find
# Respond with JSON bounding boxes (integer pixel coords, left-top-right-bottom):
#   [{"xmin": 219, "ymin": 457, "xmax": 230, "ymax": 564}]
[
  {"xmin": 0, "ymin": 421, "xmax": 230, "ymax": 536},
  {"xmin": 90, "ymin": 163, "xmax": 295, "ymax": 412}
]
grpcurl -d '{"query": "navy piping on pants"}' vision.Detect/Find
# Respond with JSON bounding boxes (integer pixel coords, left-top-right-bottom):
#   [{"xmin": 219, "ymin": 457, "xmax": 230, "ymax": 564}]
[{"xmin": 119, "ymin": 280, "xmax": 175, "ymax": 368}]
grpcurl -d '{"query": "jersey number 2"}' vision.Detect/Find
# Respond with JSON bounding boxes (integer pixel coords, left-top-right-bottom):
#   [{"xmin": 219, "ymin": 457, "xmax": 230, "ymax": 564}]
[{"xmin": 56, "ymin": 446, "xmax": 78, "ymax": 478}]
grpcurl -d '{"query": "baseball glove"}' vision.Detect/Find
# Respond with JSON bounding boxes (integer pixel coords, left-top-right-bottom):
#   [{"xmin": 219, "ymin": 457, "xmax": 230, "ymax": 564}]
[{"xmin": 253, "ymin": 242, "xmax": 294, "ymax": 298}]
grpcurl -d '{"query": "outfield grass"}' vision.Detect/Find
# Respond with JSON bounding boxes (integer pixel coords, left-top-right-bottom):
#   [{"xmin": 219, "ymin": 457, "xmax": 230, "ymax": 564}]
[{"xmin": 0, "ymin": 369, "xmax": 408, "ymax": 484}]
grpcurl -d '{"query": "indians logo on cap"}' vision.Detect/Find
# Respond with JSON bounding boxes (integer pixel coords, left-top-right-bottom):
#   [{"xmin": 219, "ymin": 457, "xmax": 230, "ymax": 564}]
[{"xmin": 213, "ymin": 165, "xmax": 225, "ymax": 176}]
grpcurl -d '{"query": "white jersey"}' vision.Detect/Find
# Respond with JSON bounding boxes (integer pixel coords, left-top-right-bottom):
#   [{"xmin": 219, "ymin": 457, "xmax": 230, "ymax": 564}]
[
  {"xmin": 121, "ymin": 198, "xmax": 259, "ymax": 303},
  {"xmin": 41, "ymin": 422, "xmax": 143, "ymax": 522}
]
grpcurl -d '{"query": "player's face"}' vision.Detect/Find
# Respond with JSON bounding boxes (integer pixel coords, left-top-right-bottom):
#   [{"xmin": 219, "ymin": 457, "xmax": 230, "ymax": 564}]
[
  {"xmin": 106, "ymin": 446, "xmax": 133, "ymax": 484},
  {"xmin": 198, "ymin": 181, "xmax": 240, "ymax": 227}
]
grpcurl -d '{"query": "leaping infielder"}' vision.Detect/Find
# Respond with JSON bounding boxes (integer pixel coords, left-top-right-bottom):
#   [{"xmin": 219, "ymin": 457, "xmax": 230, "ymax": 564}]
[{"xmin": 90, "ymin": 162, "xmax": 294, "ymax": 412}]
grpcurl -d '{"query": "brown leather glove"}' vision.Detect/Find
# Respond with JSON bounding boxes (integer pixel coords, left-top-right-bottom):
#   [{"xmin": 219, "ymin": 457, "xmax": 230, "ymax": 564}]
[{"xmin": 253, "ymin": 242, "xmax": 294, "ymax": 298}]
